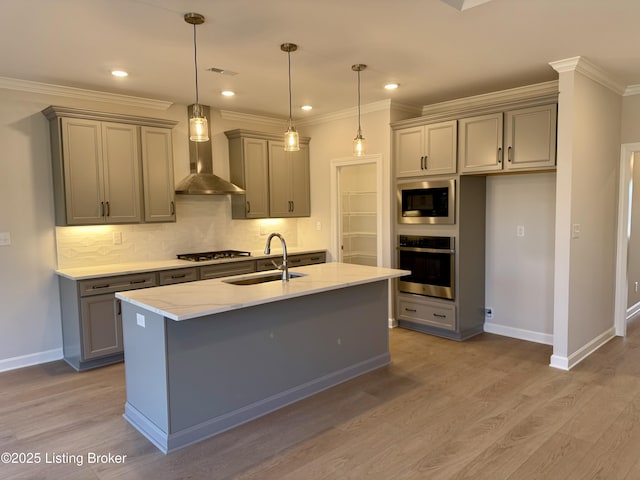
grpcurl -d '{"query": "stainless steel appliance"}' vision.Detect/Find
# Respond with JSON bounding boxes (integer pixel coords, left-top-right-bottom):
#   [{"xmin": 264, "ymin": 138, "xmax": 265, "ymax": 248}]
[
  {"xmin": 397, "ymin": 178, "xmax": 455, "ymax": 224},
  {"xmin": 397, "ymin": 235, "xmax": 455, "ymax": 300},
  {"xmin": 177, "ymin": 250, "xmax": 251, "ymax": 262}
]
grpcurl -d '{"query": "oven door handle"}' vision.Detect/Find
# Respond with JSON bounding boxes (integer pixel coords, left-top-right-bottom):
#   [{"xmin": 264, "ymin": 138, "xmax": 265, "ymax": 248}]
[{"xmin": 397, "ymin": 246, "xmax": 455, "ymax": 254}]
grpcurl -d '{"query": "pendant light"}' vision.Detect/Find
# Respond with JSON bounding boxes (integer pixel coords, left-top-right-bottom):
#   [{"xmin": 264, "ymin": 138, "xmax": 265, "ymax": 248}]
[
  {"xmin": 185, "ymin": 13, "xmax": 209, "ymax": 142},
  {"xmin": 352, "ymin": 64, "xmax": 367, "ymax": 156},
  {"xmin": 281, "ymin": 43, "xmax": 300, "ymax": 152}
]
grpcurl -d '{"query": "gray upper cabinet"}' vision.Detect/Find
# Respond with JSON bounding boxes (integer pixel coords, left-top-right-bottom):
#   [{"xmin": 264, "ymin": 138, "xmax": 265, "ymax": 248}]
[
  {"xmin": 141, "ymin": 126, "xmax": 176, "ymax": 222},
  {"xmin": 228, "ymin": 135, "xmax": 270, "ymax": 219},
  {"xmin": 57, "ymin": 117, "xmax": 142, "ymax": 224},
  {"xmin": 459, "ymin": 113, "xmax": 504, "ymax": 174},
  {"xmin": 395, "ymin": 120, "xmax": 457, "ymax": 177},
  {"xmin": 459, "ymin": 104, "xmax": 557, "ymax": 174},
  {"xmin": 226, "ymin": 129, "xmax": 311, "ymax": 219},
  {"xmin": 504, "ymin": 104, "xmax": 557, "ymax": 171},
  {"xmin": 43, "ymin": 106, "xmax": 177, "ymax": 226},
  {"xmin": 269, "ymin": 141, "xmax": 310, "ymax": 217}
]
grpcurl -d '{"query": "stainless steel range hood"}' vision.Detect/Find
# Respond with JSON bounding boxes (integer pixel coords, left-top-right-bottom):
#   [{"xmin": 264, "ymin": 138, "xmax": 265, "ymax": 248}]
[{"xmin": 175, "ymin": 105, "xmax": 244, "ymax": 195}]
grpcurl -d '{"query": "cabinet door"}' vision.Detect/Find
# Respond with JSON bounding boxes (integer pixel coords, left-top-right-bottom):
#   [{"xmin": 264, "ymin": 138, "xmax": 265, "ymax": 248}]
[
  {"xmin": 425, "ymin": 121, "xmax": 457, "ymax": 175},
  {"xmin": 395, "ymin": 126, "xmax": 425, "ymax": 177},
  {"xmin": 243, "ymin": 138, "xmax": 270, "ymax": 218},
  {"xmin": 101, "ymin": 122, "xmax": 142, "ymax": 223},
  {"xmin": 60, "ymin": 117, "xmax": 105, "ymax": 224},
  {"xmin": 269, "ymin": 142, "xmax": 310, "ymax": 218},
  {"xmin": 141, "ymin": 126, "xmax": 176, "ymax": 222},
  {"xmin": 268, "ymin": 142, "xmax": 289, "ymax": 217},
  {"xmin": 80, "ymin": 293, "xmax": 122, "ymax": 360},
  {"xmin": 504, "ymin": 104, "xmax": 557, "ymax": 171},
  {"xmin": 459, "ymin": 113, "xmax": 503, "ymax": 173}
]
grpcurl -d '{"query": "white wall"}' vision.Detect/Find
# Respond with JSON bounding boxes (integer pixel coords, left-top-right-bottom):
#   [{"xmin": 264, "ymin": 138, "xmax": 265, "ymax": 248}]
[
  {"xmin": 552, "ymin": 63, "xmax": 622, "ymax": 368},
  {"xmin": 298, "ymin": 107, "xmax": 395, "ymax": 266},
  {"xmin": 485, "ymin": 173, "xmax": 556, "ymax": 343}
]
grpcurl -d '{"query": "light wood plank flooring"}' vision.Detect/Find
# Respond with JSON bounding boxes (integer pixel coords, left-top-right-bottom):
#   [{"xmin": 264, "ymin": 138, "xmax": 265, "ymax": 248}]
[{"xmin": 3, "ymin": 321, "xmax": 640, "ymax": 480}]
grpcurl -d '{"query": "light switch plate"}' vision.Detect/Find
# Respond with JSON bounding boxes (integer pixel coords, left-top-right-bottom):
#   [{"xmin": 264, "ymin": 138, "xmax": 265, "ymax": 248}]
[{"xmin": 0, "ymin": 232, "xmax": 11, "ymax": 246}]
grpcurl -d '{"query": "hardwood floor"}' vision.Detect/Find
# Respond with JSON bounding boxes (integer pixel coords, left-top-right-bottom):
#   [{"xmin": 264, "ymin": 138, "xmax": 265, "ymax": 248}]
[{"xmin": 3, "ymin": 321, "xmax": 640, "ymax": 480}]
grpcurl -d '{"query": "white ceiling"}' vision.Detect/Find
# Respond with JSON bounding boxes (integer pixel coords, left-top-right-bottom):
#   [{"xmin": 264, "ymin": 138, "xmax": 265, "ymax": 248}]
[{"xmin": 1, "ymin": 0, "xmax": 639, "ymax": 119}]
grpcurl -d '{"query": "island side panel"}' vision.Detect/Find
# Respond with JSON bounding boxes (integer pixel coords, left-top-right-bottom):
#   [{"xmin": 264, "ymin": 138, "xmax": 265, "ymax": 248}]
[
  {"xmin": 121, "ymin": 303, "xmax": 170, "ymax": 444},
  {"xmin": 165, "ymin": 280, "xmax": 389, "ymax": 447}
]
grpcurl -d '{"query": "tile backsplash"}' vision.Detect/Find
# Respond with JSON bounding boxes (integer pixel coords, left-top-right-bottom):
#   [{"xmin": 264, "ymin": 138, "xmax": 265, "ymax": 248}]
[{"xmin": 55, "ymin": 196, "xmax": 298, "ymax": 268}]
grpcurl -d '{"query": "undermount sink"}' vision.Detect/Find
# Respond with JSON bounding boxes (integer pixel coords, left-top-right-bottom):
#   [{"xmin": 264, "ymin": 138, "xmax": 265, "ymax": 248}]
[{"xmin": 223, "ymin": 272, "xmax": 306, "ymax": 286}]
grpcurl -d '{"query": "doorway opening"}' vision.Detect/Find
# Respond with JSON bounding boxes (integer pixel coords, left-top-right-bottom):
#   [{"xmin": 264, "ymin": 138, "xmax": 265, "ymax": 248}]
[{"xmin": 330, "ymin": 155, "xmax": 383, "ymax": 266}]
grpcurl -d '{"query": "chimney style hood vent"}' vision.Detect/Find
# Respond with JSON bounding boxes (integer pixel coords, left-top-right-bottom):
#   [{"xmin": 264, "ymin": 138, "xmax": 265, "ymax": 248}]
[{"xmin": 175, "ymin": 105, "xmax": 244, "ymax": 195}]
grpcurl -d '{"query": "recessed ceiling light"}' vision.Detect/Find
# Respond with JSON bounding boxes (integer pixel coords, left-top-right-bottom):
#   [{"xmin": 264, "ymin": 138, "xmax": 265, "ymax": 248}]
[
  {"xmin": 301, "ymin": 105, "xmax": 313, "ymax": 111},
  {"xmin": 384, "ymin": 83, "xmax": 399, "ymax": 90},
  {"xmin": 111, "ymin": 70, "xmax": 128, "ymax": 78},
  {"xmin": 221, "ymin": 90, "xmax": 235, "ymax": 97}
]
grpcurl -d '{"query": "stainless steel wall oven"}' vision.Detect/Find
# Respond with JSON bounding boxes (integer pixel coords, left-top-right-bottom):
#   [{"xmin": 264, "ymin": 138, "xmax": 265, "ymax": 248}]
[{"xmin": 397, "ymin": 235, "xmax": 455, "ymax": 300}]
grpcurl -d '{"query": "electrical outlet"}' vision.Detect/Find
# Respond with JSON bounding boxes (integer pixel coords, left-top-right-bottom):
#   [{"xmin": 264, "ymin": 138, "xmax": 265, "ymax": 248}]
[
  {"xmin": 484, "ymin": 307, "xmax": 493, "ymax": 320},
  {"xmin": 136, "ymin": 313, "xmax": 145, "ymax": 328},
  {"xmin": 516, "ymin": 225, "xmax": 525, "ymax": 237},
  {"xmin": 113, "ymin": 231, "xmax": 122, "ymax": 245},
  {"xmin": 0, "ymin": 232, "xmax": 11, "ymax": 246},
  {"xmin": 635, "ymin": 281, "xmax": 639, "ymax": 293}
]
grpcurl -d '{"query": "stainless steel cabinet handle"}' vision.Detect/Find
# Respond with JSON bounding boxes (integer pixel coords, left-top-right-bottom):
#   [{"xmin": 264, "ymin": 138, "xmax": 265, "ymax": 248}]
[
  {"xmin": 291, "ymin": 201, "xmax": 295, "ymax": 212},
  {"xmin": 105, "ymin": 201, "xmax": 110, "ymax": 217},
  {"xmin": 116, "ymin": 299, "xmax": 122, "ymax": 316},
  {"xmin": 433, "ymin": 313, "xmax": 447, "ymax": 318},
  {"xmin": 170, "ymin": 201, "xmax": 175, "ymax": 215},
  {"xmin": 507, "ymin": 146, "xmax": 512, "ymax": 162},
  {"xmin": 170, "ymin": 273, "xmax": 186, "ymax": 279},
  {"xmin": 246, "ymin": 201, "xmax": 251, "ymax": 214},
  {"xmin": 92, "ymin": 283, "xmax": 110, "ymax": 289},
  {"xmin": 497, "ymin": 146, "xmax": 503, "ymax": 164},
  {"xmin": 424, "ymin": 155, "xmax": 428, "ymax": 170},
  {"xmin": 420, "ymin": 156, "xmax": 425, "ymax": 170},
  {"xmin": 129, "ymin": 279, "xmax": 147, "ymax": 285},
  {"xmin": 405, "ymin": 308, "xmax": 417, "ymax": 313},
  {"xmin": 100, "ymin": 202, "xmax": 105, "ymax": 217}
]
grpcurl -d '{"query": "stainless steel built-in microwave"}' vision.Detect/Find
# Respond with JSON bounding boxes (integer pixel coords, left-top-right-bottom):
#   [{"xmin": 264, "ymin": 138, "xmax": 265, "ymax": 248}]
[{"xmin": 397, "ymin": 179, "xmax": 455, "ymax": 224}]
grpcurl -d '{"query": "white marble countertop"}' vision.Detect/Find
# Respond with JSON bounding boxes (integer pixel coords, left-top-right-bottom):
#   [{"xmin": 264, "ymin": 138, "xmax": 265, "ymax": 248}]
[
  {"xmin": 55, "ymin": 248, "xmax": 326, "ymax": 280},
  {"xmin": 116, "ymin": 262, "xmax": 410, "ymax": 321}
]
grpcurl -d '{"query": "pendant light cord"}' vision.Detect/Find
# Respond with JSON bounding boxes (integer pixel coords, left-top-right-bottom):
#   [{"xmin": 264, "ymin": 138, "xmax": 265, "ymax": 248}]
[
  {"xmin": 193, "ymin": 23, "xmax": 200, "ymax": 105},
  {"xmin": 357, "ymin": 68, "xmax": 361, "ymax": 135},
  {"xmin": 288, "ymin": 50, "xmax": 293, "ymax": 128}
]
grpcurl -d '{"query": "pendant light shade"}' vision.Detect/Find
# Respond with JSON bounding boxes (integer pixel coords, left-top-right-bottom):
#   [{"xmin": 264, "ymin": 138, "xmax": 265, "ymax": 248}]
[
  {"xmin": 281, "ymin": 43, "xmax": 300, "ymax": 152},
  {"xmin": 185, "ymin": 13, "xmax": 209, "ymax": 142},
  {"xmin": 352, "ymin": 64, "xmax": 367, "ymax": 156}
]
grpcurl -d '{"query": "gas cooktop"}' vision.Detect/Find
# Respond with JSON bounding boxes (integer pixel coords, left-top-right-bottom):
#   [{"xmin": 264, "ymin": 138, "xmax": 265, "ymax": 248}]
[{"xmin": 177, "ymin": 250, "xmax": 251, "ymax": 262}]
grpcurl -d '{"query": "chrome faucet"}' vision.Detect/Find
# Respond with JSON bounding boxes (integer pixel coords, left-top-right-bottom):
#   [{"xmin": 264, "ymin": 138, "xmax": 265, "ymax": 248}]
[{"xmin": 264, "ymin": 232, "xmax": 289, "ymax": 281}]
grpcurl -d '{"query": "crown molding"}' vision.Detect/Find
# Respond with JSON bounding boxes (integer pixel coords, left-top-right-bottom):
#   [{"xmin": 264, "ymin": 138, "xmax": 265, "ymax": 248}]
[
  {"xmin": 549, "ymin": 56, "xmax": 626, "ymax": 95},
  {"xmin": 297, "ymin": 99, "xmax": 403, "ymax": 127},
  {"xmin": 418, "ymin": 80, "xmax": 558, "ymax": 119},
  {"xmin": 0, "ymin": 76, "xmax": 173, "ymax": 110},
  {"xmin": 219, "ymin": 110, "xmax": 286, "ymax": 128},
  {"xmin": 624, "ymin": 85, "xmax": 640, "ymax": 97}
]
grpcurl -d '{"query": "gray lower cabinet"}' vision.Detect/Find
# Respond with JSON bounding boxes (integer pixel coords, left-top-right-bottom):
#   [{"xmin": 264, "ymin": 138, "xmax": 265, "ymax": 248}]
[{"xmin": 59, "ymin": 272, "xmax": 157, "ymax": 371}]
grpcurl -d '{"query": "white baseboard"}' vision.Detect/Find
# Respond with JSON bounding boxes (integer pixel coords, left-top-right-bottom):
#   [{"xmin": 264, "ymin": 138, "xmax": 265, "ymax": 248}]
[
  {"xmin": 627, "ymin": 301, "xmax": 640, "ymax": 320},
  {"xmin": 549, "ymin": 327, "xmax": 616, "ymax": 371},
  {"xmin": 389, "ymin": 317, "xmax": 398, "ymax": 328},
  {"xmin": 0, "ymin": 348, "xmax": 63, "ymax": 373},
  {"xmin": 483, "ymin": 322, "xmax": 553, "ymax": 345}
]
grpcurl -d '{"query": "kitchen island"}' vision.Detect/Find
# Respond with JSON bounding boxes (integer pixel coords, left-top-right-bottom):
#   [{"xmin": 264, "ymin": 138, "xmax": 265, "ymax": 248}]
[{"xmin": 115, "ymin": 262, "xmax": 409, "ymax": 453}]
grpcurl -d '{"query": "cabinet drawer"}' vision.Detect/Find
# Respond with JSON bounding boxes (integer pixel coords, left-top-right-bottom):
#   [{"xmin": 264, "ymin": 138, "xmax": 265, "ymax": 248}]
[
  {"xmin": 200, "ymin": 260, "xmax": 255, "ymax": 280},
  {"xmin": 398, "ymin": 298, "xmax": 456, "ymax": 331},
  {"xmin": 79, "ymin": 272, "xmax": 157, "ymax": 297},
  {"xmin": 256, "ymin": 257, "xmax": 283, "ymax": 271},
  {"xmin": 289, "ymin": 252, "xmax": 326, "ymax": 267},
  {"xmin": 158, "ymin": 267, "xmax": 199, "ymax": 285}
]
